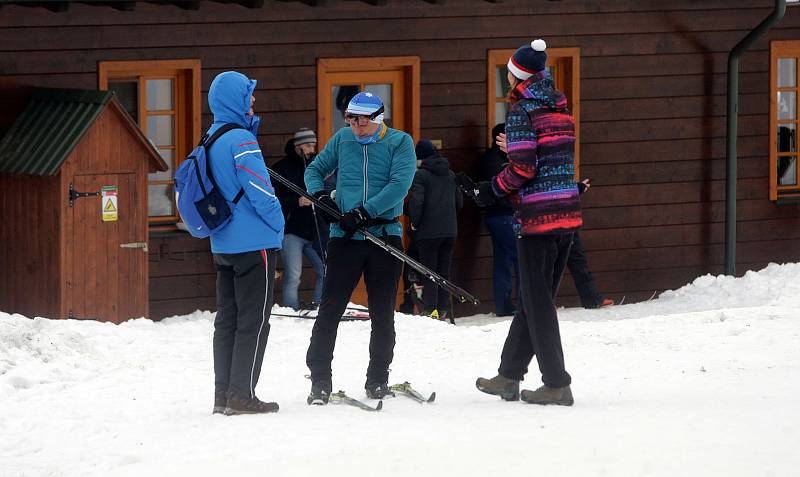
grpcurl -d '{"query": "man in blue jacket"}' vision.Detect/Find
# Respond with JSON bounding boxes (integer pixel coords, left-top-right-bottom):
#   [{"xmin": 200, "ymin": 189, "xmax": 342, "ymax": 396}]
[
  {"xmin": 304, "ymin": 92, "xmax": 416, "ymax": 404},
  {"xmin": 206, "ymin": 71, "xmax": 285, "ymax": 415}
]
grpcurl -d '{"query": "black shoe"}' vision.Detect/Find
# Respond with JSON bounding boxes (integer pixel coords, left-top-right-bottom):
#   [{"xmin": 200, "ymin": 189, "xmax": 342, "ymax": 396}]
[
  {"xmin": 475, "ymin": 374, "xmax": 520, "ymax": 401},
  {"xmin": 365, "ymin": 382, "xmax": 395, "ymax": 399},
  {"xmin": 212, "ymin": 389, "xmax": 227, "ymax": 415},
  {"xmin": 307, "ymin": 380, "xmax": 332, "ymax": 405},
  {"xmin": 224, "ymin": 392, "xmax": 279, "ymax": 415}
]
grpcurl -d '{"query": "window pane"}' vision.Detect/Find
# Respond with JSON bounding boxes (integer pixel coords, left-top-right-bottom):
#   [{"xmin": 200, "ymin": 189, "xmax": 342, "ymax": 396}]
[
  {"xmin": 108, "ymin": 80, "xmax": 138, "ymax": 122},
  {"xmin": 364, "ymin": 84, "xmax": 392, "ymax": 127},
  {"xmin": 495, "ymin": 101, "xmax": 509, "ymax": 126},
  {"xmin": 146, "ymin": 79, "xmax": 174, "ymax": 111},
  {"xmin": 148, "ymin": 183, "xmax": 175, "ymax": 217},
  {"xmin": 146, "ymin": 115, "xmax": 174, "ymax": 147},
  {"xmin": 495, "ymin": 66, "xmax": 510, "ymax": 99},
  {"xmin": 778, "ymin": 124, "xmax": 796, "ymax": 153},
  {"xmin": 332, "ymin": 85, "xmax": 360, "ymax": 132},
  {"xmin": 778, "ymin": 156, "xmax": 797, "ymax": 186},
  {"xmin": 149, "ymin": 148, "xmax": 174, "ymax": 181},
  {"xmin": 778, "ymin": 58, "xmax": 797, "ymax": 88},
  {"xmin": 778, "ymin": 91, "xmax": 797, "ymax": 120}
]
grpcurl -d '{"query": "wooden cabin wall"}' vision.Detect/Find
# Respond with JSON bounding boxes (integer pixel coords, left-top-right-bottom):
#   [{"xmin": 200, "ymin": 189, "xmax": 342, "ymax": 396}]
[
  {"xmin": 0, "ymin": 173, "xmax": 61, "ymax": 319},
  {"xmin": 2, "ymin": 0, "xmax": 800, "ymax": 317}
]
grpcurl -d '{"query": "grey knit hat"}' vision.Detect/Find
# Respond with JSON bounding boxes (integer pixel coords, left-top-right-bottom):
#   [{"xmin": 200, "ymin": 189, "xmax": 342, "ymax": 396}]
[{"xmin": 293, "ymin": 128, "xmax": 317, "ymax": 146}]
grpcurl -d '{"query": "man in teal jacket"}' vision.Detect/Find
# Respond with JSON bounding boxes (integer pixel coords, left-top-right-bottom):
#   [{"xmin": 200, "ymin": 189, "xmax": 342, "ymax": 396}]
[
  {"xmin": 206, "ymin": 71, "xmax": 284, "ymax": 415},
  {"xmin": 304, "ymin": 92, "xmax": 416, "ymax": 404}
]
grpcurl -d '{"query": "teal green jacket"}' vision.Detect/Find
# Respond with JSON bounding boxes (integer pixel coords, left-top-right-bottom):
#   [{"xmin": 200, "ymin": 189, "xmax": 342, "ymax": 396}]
[{"xmin": 305, "ymin": 125, "xmax": 416, "ymax": 239}]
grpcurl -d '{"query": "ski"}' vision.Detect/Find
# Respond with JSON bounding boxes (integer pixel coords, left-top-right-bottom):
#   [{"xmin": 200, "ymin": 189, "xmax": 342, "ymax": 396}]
[
  {"xmin": 271, "ymin": 310, "xmax": 369, "ymax": 321},
  {"xmin": 266, "ymin": 166, "xmax": 480, "ymax": 306},
  {"xmin": 389, "ymin": 382, "xmax": 436, "ymax": 404},
  {"xmin": 329, "ymin": 390, "xmax": 383, "ymax": 412}
]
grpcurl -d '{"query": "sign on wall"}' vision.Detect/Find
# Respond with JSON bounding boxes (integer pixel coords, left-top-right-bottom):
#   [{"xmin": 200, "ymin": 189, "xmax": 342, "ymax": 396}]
[{"xmin": 102, "ymin": 186, "xmax": 118, "ymax": 222}]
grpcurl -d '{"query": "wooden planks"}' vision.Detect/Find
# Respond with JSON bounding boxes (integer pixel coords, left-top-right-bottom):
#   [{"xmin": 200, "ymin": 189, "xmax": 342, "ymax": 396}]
[{"xmin": 1, "ymin": 0, "xmax": 798, "ymax": 319}]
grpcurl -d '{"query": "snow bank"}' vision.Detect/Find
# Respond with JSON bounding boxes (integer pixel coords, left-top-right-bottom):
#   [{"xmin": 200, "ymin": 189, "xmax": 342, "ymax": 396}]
[{"xmin": 1, "ymin": 263, "xmax": 799, "ymax": 476}]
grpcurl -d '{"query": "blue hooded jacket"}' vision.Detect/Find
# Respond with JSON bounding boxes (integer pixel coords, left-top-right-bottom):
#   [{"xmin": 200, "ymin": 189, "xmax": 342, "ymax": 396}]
[{"xmin": 205, "ymin": 71, "xmax": 284, "ymax": 254}]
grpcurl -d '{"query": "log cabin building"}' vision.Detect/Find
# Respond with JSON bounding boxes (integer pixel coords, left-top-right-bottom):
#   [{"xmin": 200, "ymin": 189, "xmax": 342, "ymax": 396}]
[{"xmin": 1, "ymin": 0, "xmax": 800, "ymax": 321}]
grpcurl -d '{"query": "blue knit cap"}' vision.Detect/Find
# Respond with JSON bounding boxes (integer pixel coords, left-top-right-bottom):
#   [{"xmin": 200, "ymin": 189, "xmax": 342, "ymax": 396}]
[{"xmin": 346, "ymin": 92, "xmax": 385, "ymax": 124}]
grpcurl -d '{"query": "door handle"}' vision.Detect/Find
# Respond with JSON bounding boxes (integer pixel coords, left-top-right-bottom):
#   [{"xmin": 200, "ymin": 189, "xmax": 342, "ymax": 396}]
[{"xmin": 120, "ymin": 242, "xmax": 149, "ymax": 252}]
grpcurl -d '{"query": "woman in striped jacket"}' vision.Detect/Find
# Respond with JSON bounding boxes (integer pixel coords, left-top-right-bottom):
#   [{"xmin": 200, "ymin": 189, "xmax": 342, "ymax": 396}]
[{"xmin": 474, "ymin": 39, "xmax": 581, "ymax": 406}]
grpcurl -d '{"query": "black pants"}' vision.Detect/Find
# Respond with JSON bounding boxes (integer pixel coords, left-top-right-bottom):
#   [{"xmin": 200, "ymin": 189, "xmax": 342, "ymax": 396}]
[
  {"xmin": 306, "ymin": 236, "xmax": 403, "ymax": 386},
  {"xmin": 213, "ymin": 249, "xmax": 277, "ymax": 398},
  {"xmin": 499, "ymin": 234, "xmax": 573, "ymax": 388},
  {"xmin": 567, "ymin": 232, "xmax": 603, "ymax": 308},
  {"xmin": 417, "ymin": 237, "xmax": 455, "ymax": 314}
]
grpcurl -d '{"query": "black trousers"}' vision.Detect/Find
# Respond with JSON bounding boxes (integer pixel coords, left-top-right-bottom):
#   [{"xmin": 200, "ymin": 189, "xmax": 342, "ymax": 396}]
[
  {"xmin": 499, "ymin": 234, "xmax": 573, "ymax": 388},
  {"xmin": 306, "ymin": 236, "xmax": 403, "ymax": 386},
  {"xmin": 567, "ymin": 232, "xmax": 603, "ymax": 308},
  {"xmin": 213, "ymin": 249, "xmax": 277, "ymax": 398},
  {"xmin": 417, "ymin": 237, "xmax": 455, "ymax": 314}
]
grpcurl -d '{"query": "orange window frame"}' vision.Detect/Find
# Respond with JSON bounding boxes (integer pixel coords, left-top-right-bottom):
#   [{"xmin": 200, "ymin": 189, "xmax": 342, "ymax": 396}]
[
  {"xmin": 487, "ymin": 48, "xmax": 581, "ymax": 178},
  {"xmin": 98, "ymin": 59, "xmax": 201, "ymax": 224},
  {"xmin": 770, "ymin": 41, "xmax": 800, "ymax": 202}
]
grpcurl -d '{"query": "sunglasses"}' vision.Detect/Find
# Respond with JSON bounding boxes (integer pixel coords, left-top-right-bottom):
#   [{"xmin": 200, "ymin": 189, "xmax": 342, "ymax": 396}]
[{"xmin": 344, "ymin": 105, "xmax": 385, "ymax": 126}]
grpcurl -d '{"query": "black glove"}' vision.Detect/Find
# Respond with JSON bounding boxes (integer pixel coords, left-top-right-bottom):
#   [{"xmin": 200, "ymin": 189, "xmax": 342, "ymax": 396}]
[
  {"xmin": 313, "ymin": 191, "xmax": 340, "ymax": 223},
  {"xmin": 339, "ymin": 206, "xmax": 370, "ymax": 234},
  {"xmin": 474, "ymin": 181, "xmax": 498, "ymax": 208}
]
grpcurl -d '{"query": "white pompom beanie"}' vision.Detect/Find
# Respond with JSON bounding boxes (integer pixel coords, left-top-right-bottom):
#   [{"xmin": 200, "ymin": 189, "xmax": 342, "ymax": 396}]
[{"xmin": 507, "ymin": 39, "xmax": 548, "ymax": 80}]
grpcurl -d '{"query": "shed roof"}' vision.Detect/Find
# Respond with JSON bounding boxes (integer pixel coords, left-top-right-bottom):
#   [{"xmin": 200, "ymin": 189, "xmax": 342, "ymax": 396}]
[{"xmin": 0, "ymin": 88, "xmax": 167, "ymax": 176}]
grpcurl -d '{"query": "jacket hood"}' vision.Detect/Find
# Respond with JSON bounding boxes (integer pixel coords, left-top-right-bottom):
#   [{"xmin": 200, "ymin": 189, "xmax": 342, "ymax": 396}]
[
  {"xmin": 209, "ymin": 71, "xmax": 258, "ymax": 128},
  {"xmin": 421, "ymin": 155, "xmax": 450, "ymax": 176},
  {"xmin": 510, "ymin": 70, "xmax": 568, "ymax": 113},
  {"xmin": 284, "ymin": 138, "xmax": 298, "ymax": 157}
]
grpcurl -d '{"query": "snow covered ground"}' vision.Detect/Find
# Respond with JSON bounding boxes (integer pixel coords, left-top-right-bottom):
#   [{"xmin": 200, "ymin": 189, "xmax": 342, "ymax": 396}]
[{"xmin": 2, "ymin": 263, "xmax": 799, "ymax": 477}]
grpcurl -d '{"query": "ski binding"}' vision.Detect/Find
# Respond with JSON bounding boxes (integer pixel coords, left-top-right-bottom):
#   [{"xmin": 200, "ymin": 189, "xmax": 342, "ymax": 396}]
[
  {"xmin": 389, "ymin": 382, "xmax": 436, "ymax": 404},
  {"xmin": 329, "ymin": 390, "xmax": 383, "ymax": 412}
]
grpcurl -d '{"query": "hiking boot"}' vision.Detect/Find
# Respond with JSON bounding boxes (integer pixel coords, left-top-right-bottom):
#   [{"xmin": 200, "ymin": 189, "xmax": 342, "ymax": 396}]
[
  {"xmin": 307, "ymin": 380, "xmax": 332, "ymax": 405},
  {"xmin": 475, "ymin": 374, "xmax": 520, "ymax": 401},
  {"xmin": 520, "ymin": 384, "xmax": 574, "ymax": 406},
  {"xmin": 365, "ymin": 382, "xmax": 395, "ymax": 399},
  {"xmin": 212, "ymin": 389, "xmax": 227, "ymax": 415},
  {"xmin": 224, "ymin": 392, "xmax": 280, "ymax": 415}
]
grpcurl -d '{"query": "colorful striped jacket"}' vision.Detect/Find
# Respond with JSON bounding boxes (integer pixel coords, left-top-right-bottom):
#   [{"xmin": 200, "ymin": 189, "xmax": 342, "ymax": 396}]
[{"xmin": 492, "ymin": 71, "xmax": 582, "ymax": 235}]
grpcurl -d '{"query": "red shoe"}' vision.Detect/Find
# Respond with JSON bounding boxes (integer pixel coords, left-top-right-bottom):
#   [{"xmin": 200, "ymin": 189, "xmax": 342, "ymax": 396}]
[{"xmin": 599, "ymin": 298, "xmax": 614, "ymax": 307}]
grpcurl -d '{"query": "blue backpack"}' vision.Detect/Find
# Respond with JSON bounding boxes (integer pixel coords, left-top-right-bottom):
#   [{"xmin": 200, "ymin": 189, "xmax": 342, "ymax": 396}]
[{"xmin": 175, "ymin": 124, "xmax": 245, "ymax": 238}]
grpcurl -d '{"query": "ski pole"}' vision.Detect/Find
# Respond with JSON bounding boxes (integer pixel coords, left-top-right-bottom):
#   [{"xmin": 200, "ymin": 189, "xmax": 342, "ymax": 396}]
[
  {"xmin": 266, "ymin": 166, "xmax": 480, "ymax": 306},
  {"xmin": 302, "ymin": 153, "xmax": 328, "ymax": 263}
]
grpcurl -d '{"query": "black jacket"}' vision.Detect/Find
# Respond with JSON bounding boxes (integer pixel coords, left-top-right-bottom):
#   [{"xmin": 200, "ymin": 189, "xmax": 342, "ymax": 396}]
[
  {"xmin": 272, "ymin": 139, "xmax": 321, "ymax": 242},
  {"xmin": 408, "ymin": 155, "xmax": 462, "ymax": 240},
  {"xmin": 478, "ymin": 145, "xmax": 515, "ymax": 218}
]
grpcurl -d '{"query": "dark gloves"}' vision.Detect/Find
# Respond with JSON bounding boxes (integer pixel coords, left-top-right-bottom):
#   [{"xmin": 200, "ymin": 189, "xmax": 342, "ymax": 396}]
[
  {"xmin": 473, "ymin": 181, "xmax": 499, "ymax": 208},
  {"xmin": 313, "ymin": 191, "xmax": 340, "ymax": 223},
  {"xmin": 339, "ymin": 206, "xmax": 370, "ymax": 235}
]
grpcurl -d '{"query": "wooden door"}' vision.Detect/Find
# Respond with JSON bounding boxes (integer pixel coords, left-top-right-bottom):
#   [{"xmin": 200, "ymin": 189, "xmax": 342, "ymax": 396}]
[
  {"xmin": 318, "ymin": 68, "xmax": 414, "ymax": 308},
  {"xmin": 66, "ymin": 173, "xmax": 147, "ymax": 323}
]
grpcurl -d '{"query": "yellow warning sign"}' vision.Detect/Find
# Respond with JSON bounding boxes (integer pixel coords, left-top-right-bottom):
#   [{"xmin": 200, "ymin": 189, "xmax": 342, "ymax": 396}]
[{"xmin": 102, "ymin": 186, "xmax": 118, "ymax": 222}]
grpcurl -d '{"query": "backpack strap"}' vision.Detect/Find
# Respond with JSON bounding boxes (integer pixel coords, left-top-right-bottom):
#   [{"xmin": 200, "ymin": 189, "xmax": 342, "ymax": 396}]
[{"xmin": 202, "ymin": 123, "xmax": 246, "ymax": 203}]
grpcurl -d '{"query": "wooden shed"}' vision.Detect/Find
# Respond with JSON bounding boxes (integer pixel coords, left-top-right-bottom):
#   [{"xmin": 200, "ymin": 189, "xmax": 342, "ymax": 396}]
[{"xmin": 0, "ymin": 88, "xmax": 167, "ymax": 323}]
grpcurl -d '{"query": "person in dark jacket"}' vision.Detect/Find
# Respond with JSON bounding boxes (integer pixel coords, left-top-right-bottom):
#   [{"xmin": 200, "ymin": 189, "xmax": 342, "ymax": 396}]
[
  {"xmin": 408, "ymin": 139, "xmax": 462, "ymax": 320},
  {"xmin": 273, "ymin": 128, "xmax": 325, "ymax": 311},
  {"xmin": 206, "ymin": 71, "xmax": 284, "ymax": 415},
  {"xmin": 479, "ymin": 123, "xmax": 519, "ymax": 316},
  {"xmin": 474, "ymin": 39, "xmax": 581, "ymax": 406},
  {"xmin": 568, "ymin": 179, "xmax": 613, "ymax": 309}
]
